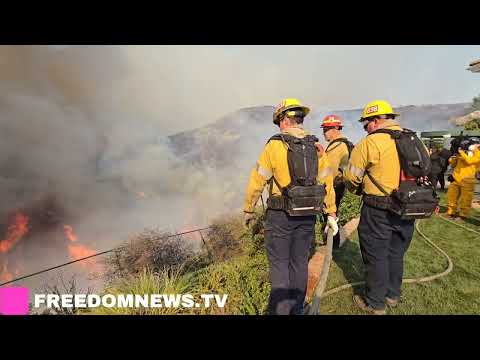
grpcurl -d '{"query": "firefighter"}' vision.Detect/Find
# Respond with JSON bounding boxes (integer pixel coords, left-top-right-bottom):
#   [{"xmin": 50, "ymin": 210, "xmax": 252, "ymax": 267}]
[
  {"xmin": 428, "ymin": 146, "xmax": 445, "ymax": 190},
  {"xmin": 321, "ymin": 114, "xmax": 353, "ymax": 249},
  {"xmin": 437, "ymin": 147, "xmax": 452, "ymax": 190},
  {"xmin": 243, "ymin": 98, "xmax": 337, "ymax": 315},
  {"xmin": 344, "ymin": 100, "xmax": 414, "ymax": 315},
  {"xmin": 446, "ymin": 142, "xmax": 480, "ymax": 220}
]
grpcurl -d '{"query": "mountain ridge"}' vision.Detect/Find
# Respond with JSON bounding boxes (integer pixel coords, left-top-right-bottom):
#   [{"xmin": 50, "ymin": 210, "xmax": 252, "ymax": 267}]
[{"xmin": 167, "ymin": 102, "xmax": 471, "ymax": 169}]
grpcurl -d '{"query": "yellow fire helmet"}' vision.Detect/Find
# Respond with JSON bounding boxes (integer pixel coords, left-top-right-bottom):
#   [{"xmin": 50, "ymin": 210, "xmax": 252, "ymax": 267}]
[
  {"xmin": 273, "ymin": 98, "xmax": 310, "ymax": 125},
  {"xmin": 359, "ymin": 99, "xmax": 399, "ymax": 122}
]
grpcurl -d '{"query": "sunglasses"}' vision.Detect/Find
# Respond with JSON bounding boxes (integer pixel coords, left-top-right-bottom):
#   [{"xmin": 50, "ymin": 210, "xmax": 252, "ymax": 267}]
[{"xmin": 361, "ymin": 120, "xmax": 371, "ymax": 131}]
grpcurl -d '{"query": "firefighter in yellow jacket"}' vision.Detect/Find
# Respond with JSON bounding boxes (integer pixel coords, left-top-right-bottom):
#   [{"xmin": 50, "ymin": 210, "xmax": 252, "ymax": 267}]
[
  {"xmin": 344, "ymin": 100, "xmax": 415, "ymax": 315},
  {"xmin": 321, "ymin": 114, "xmax": 353, "ymax": 249},
  {"xmin": 243, "ymin": 98, "xmax": 337, "ymax": 315},
  {"xmin": 446, "ymin": 141, "xmax": 480, "ymax": 220}
]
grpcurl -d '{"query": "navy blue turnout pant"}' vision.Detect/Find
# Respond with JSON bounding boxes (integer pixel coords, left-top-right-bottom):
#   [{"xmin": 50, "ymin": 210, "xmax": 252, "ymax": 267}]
[
  {"xmin": 264, "ymin": 209, "xmax": 316, "ymax": 315},
  {"xmin": 357, "ymin": 204, "xmax": 415, "ymax": 310}
]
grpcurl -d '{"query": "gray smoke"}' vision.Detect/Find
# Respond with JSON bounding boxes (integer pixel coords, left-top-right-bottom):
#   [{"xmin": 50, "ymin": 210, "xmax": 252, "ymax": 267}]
[{"xmin": 0, "ymin": 46, "xmax": 238, "ymax": 285}]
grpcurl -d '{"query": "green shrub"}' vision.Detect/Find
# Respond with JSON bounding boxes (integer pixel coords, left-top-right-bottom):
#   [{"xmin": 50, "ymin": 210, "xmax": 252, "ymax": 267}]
[
  {"xmin": 338, "ymin": 191, "xmax": 362, "ymax": 226},
  {"xmin": 190, "ymin": 211, "xmax": 270, "ymax": 315},
  {"xmin": 192, "ymin": 252, "xmax": 270, "ymax": 315},
  {"xmin": 86, "ymin": 267, "xmax": 195, "ymax": 315}
]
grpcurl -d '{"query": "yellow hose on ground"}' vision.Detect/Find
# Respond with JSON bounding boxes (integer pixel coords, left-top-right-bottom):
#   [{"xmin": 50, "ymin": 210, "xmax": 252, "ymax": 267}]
[{"xmin": 305, "ymin": 228, "xmax": 334, "ymax": 315}]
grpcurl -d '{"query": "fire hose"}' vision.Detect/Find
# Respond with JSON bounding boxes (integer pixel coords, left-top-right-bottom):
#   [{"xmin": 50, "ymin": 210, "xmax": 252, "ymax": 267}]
[
  {"xmin": 305, "ymin": 213, "xmax": 480, "ymax": 315},
  {"xmin": 305, "ymin": 227, "xmax": 334, "ymax": 315}
]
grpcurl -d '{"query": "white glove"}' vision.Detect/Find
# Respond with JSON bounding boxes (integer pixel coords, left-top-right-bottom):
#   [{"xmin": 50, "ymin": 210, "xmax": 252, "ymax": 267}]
[{"xmin": 325, "ymin": 215, "xmax": 339, "ymax": 236}]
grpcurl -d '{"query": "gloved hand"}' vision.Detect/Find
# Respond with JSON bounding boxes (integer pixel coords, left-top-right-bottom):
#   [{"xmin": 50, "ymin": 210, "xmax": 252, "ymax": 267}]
[
  {"xmin": 325, "ymin": 215, "xmax": 339, "ymax": 236},
  {"xmin": 244, "ymin": 212, "xmax": 255, "ymax": 229}
]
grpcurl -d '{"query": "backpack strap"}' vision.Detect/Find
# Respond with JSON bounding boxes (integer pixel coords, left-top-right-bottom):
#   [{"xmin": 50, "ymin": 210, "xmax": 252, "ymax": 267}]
[
  {"xmin": 368, "ymin": 128, "xmax": 419, "ymax": 138},
  {"xmin": 326, "ymin": 137, "xmax": 354, "ymax": 157},
  {"xmin": 365, "ymin": 129, "xmax": 400, "ymax": 195},
  {"xmin": 266, "ymin": 134, "xmax": 296, "ymax": 195},
  {"xmin": 268, "ymin": 175, "xmax": 284, "ymax": 196},
  {"xmin": 326, "ymin": 142, "xmax": 343, "ymax": 153},
  {"xmin": 265, "ymin": 134, "xmax": 286, "ymax": 196},
  {"xmin": 267, "ymin": 133, "xmax": 283, "ymax": 143},
  {"xmin": 367, "ymin": 128, "xmax": 400, "ymax": 138},
  {"xmin": 365, "ymin": 171, "xmax": 390, "ymax": 196},
  {"xmin": 268, "ymin": 133, "xmax": 319, "ymax": 144}
]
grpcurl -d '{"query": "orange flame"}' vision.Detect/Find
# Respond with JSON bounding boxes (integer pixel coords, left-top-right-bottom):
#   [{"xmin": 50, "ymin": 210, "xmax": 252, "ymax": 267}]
[
  {"xmin": 68, "ymin": 243, "xmax": 96, "ymax": 263},
  {"xmin": 63, "ymin": 224, "xmax": 97, "ymax": 269},
  {"xmin": 68, "ymin": 243, "xmax": 98, "ymax": 269},
  {"xmin": 0, "ymin": 211, "xmax": 29, "ymax": 254},
  {"xmin": 0, "ymin": 262, "xmax": 13, "ymax": 283},
  {"xmin": 63, "ymin": 225, "xmax": 78, "ymax": 242}
]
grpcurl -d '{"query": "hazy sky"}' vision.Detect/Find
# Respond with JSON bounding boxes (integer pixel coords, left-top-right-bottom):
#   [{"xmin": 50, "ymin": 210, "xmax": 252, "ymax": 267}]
[
  {"xmin": 118, "ymin": 45, "xmax": 480, "ymax": 133},
  {"xmin": 49, "ymin": 45, "xmax": 480, "ymax": 134}
]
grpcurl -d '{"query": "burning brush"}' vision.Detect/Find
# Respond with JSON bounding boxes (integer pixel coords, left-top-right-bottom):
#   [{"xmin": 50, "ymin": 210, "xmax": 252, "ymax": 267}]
[
  {"xmin": 0, "ymin": 210, "xmax": 30, "ymax": 283},
  {"xmin": 0, "ymin": 210, "xmax": 29, "ymax": 254},
  {"xmin": 63, "ymin": 224, "xmax": 99, "ymax": 270},
  {"xmin": 0, "ymin": 195, "xmax": 102, "ymax": 285}
]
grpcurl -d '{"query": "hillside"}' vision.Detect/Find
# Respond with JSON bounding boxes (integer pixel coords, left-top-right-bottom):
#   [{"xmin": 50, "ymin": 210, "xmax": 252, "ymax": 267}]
[{"xmin": 168, "ymin": 103, "xmax": 470, "ymax": 169}]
